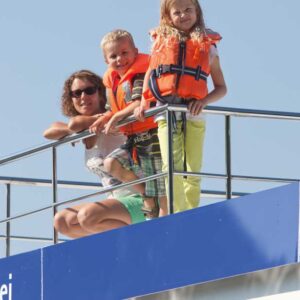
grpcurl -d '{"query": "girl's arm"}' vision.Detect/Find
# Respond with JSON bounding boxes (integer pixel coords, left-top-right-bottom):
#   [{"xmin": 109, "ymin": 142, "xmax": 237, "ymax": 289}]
[
  {"xmin": 188, "ymin": 55, "xmax": 227, "ymax": 115},
  {"xmin": 205, "ymin": 55, "xmax": 227, "ymax": 104},
  {"xmin": 43, "ymin": 122, "xmax": 73, "ymax": 140}
]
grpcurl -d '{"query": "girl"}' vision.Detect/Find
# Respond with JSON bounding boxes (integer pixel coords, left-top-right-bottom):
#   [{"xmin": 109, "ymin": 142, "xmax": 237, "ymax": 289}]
[
  {"xmin": 44, "ymin": 70, "xmax": 146, "ymax": 238},
  {"xmin": 135, "ymin": 0, "xmax": 227, "ymax": 212}
]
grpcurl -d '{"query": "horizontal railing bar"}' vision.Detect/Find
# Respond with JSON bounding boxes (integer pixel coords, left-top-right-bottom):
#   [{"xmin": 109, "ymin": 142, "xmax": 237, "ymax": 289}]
[
  {"xmin": 1, "ymin": 171, "xmax": 298, "ymax": 191},
  {"xmin": 166, "ymin": 104, "xmax": 300, "ymax": 120},
  {"xmin": 174, "ymin": 171, "xmax": 227, "ymax": 180},
  {"xmin": 174, "ymin": 171, "xmax": 300, "ymax": 184},
  {"xmin": 0, "ymin": 178, "xmax": 247, "ymax": 226},
  {"xmin": 2, "ymin": 167, "xmax": 294, "ymax": 226},
  {"xmin": 203, "ymin": 105, "xmax": 300, "ymax": 120},
  {"xmin": 0, "ymin": 173, "xmax": 166, "ymax": 225},
  {"xmin": 0, "ymin": 106, "xmax": 168, "ymax": 167},
  {"xmin": 116, "ymin": 104, "xmax": 168, "ymax": 127},
  {"xmin": 201, "ymin": 190, "xmax": 247, "ymax": 197},
  {"xmin": 0, "ymin": 131, "xmax": 95, "ymax": 167},
  {"xmin": 2, "ymin": 105, "xmax": 300, "ymax": 168},
  {"xmin": 0, "ymin": 176, "xmax": 102, "ymax": 190},
  {"xmin": 232, "ymin": 174, "xmax": 300, "ymax": 183},
  {"xmin": 0, "ymin": 234, "xmax": 68, "ymax": 243},
  {"xmin": 1, "ymin": 169, "xmax": 295, "ymax": 225}
]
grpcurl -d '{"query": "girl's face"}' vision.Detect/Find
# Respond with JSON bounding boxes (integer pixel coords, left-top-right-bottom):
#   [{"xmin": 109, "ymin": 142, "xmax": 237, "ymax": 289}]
[
  {"xmin": 70, "ymin": 78, "xmax": 102, "ymax": 116},
  {"xmin": 169, "ymin": 0, "xmax": 197, "ymax": 32}
]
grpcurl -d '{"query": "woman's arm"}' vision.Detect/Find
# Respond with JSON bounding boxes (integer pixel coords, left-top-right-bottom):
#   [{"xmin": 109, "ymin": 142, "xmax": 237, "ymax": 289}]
[
  {"xmin": 43, "ymin": 122, "xmax": 73, "ymax": 140},
  {"xmin": 68, "ymin": 115, "xmax": 102, "ymax": 132},
  {"xmin": 44, "ymin": 114, "xmax": 102, "ymax": 140}
]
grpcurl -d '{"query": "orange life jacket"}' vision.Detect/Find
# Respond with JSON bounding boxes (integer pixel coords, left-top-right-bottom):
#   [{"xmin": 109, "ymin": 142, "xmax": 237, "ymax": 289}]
[
  {"xmin": 143, "ymin": 31, "xmax": 222, "ymax": 103},
  {"xmin": 103, "ymin": 53, "xmax": 157, "ymax": 135}
]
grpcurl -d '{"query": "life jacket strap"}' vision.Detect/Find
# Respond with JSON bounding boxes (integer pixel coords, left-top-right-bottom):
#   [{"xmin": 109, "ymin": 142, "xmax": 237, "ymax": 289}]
[
  {"xmin": 120, "ymin": 136, "xmax": 139, "ymax": 166},
  {"xmin": 153, "ymin": 64, "xmax": 208, "ymax": 81},
  {"xmin": 149, "ymin": 64, "xmax": 208, "ymax": 104}
]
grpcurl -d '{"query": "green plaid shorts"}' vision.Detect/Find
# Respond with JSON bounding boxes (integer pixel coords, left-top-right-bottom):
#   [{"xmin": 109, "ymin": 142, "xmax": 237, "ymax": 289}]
[{"xmin": 108, "ymin": 130, "xmax": 166, "ymax": 198}]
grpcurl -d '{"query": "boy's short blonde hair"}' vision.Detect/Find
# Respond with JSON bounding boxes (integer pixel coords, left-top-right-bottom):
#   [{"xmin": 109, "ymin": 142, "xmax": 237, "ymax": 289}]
[{"xmin": 100, "ymin": 29, "xmax": 136, "ymax": 51}]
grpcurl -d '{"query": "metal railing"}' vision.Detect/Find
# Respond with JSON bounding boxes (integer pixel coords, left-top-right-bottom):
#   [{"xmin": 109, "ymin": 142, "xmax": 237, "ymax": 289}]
[{"xmin": 1, "ymin": 104, "xmax": 300, "ymax": 258}]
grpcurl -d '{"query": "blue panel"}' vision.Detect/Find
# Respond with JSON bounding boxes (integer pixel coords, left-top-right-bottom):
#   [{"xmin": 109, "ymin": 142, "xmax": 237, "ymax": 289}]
[
  {"xmin": 0, "ymin": 250, "xmax": 41, "ymax": 300},
  {"xmin": 43, "ymin": 183, "xmax": 300, "ymax": 299}
]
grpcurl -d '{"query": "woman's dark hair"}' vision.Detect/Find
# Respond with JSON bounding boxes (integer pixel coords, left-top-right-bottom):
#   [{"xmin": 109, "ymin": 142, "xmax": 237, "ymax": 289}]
[{"xmin": 61, "ymin": 70, "xmax": 106, "ymax": 117}]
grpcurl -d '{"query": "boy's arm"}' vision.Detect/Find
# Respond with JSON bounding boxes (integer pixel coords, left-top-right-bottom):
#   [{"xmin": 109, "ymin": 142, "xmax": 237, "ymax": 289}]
[
  {"xmin": 104, "ymin": 73, "xmax": 145, "ymax": 134},
  {"xmin": 134, "ymin": 68, "xmax": 151, "ymax": 121},
  {"xmin": 104, "ymin": 101, "xmax": 141, "ymax": 134},
  {"xmin": 89, "ymin": 110, "xmax": 113, "ymax": 134},
  {"xmin": 43, "ymin": 122, "xmax": 73, "ymax": 140}
]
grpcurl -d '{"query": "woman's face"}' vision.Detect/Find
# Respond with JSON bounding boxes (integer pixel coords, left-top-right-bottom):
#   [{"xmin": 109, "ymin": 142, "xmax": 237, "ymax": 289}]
[{"xmin": 70, "ymin": 78, "xmax": 102, "ymax": 116}]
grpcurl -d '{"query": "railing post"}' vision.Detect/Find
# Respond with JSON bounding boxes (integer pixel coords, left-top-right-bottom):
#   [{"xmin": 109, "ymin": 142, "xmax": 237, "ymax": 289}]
[
  {"xmin": 6, "ymin": 184, "xmax": 11, "ymax": 257},
  {"xmin": 225, "ymin": 115, "xmax": 232, "ymax": 199},
  {"xmin": 52, "ymin": 147, "xmax": 58, "ymax": 244},
  {"xmin": 166, "ymin": 108, "xmax": 174, "ymax": 214}
]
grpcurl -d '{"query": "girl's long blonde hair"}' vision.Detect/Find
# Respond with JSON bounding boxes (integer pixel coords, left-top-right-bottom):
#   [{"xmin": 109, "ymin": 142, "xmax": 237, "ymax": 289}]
[{"xmin": 157, "ymin": 0, "xmax": 206, "ymax": 40}]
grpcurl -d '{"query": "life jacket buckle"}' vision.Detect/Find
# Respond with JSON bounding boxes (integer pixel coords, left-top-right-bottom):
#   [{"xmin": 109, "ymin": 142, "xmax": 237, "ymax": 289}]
[{"xmin": 155, "ymin": 65, "xmax": 163, "ymax": 78}]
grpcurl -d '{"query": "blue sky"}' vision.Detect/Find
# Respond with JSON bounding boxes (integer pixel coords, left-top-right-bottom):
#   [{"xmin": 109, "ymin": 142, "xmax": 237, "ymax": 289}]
[{"xmin": 1, "ymin": 0, "xmax": 300, "ymax": 256}]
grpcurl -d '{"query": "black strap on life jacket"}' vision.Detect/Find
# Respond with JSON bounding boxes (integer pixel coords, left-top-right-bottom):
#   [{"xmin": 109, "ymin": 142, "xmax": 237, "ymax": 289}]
[
  {"xmin": 120, "ymin": 135, "xmax": 139, "ymax": 166},
  {"xmin": 149, "ymin": 42, "xmax": 205, "ymax": 177},
  {"xmin": 148, "ymin": 41, "xmax": 209, "ymax": 104}
]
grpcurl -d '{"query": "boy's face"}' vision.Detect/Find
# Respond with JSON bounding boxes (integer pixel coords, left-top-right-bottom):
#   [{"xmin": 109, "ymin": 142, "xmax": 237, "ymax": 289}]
[{"xmin": 104, "ymin": 37, "xmax": 138, "ymax": 76}]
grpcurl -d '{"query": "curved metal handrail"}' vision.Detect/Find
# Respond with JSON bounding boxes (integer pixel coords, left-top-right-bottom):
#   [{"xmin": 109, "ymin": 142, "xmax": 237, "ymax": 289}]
[
  {"xmin": 2, "ymin": 104, "xmax": 300, "ymax": 167},
  {"xmin": 0, "ymin": 173, "xmax": 165, "ymax": 225},
  {"xmin": 0, "ymin": 105, "xmax": 168, "ymax": 167},
  {"xmin": 1, "ymin": 104, "xmax": 300, "ymax": 257}
]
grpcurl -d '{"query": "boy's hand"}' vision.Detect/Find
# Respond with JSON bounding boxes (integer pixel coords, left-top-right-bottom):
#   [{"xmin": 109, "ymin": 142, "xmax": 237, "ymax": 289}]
[
  {"xmin": 89, "ymin": 115, "xmax": 109, "ymax": 134},
  {"xmin": 188, "ymin": 99, "xmax": 208, "ymax": 116},
  {"xmin": 104, "ymin": 114, "xmax": 122, "ymax": 134},
  {"xmin": 134, "ymin": 106, "xmax": 145, "ymax": 121}
]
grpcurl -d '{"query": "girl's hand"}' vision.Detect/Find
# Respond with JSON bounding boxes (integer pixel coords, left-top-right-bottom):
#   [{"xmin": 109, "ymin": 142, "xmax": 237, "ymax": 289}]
[
  {"xmin": 134, "ymin": 106, "xmax": 145, "ymax": 121},
  {"xmin": 188, "ymin": 99, "xmax": 208, "ymax": 116}
]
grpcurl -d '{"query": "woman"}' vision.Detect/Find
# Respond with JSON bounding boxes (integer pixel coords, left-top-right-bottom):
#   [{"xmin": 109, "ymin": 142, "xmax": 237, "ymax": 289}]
[{"xmin": 44, "ymin": 70, "xmax": 145, "ymax": 238}]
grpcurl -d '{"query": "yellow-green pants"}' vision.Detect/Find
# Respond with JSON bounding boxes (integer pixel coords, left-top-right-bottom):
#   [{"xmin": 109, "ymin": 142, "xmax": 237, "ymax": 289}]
[{"xmin": 157, "ymin": 119, "xmax": 206, "ymax": 213}]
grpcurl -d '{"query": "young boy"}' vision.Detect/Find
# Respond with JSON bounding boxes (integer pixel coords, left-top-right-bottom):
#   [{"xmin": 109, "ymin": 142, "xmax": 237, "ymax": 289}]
[{"xmin": 90, "ymin": 29, "xmax": 167, "ymax": 218}]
